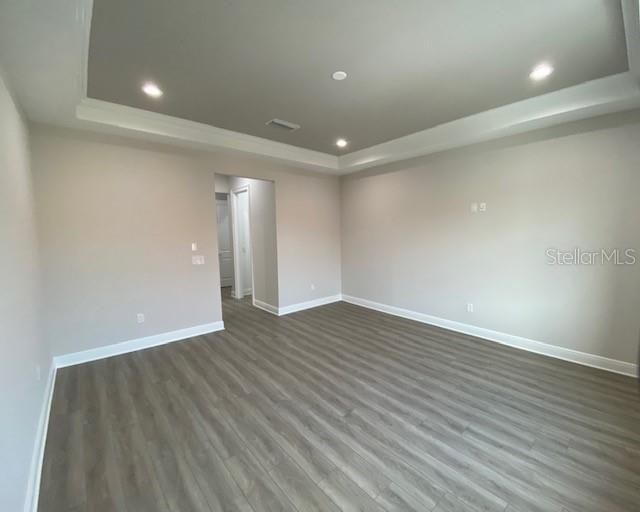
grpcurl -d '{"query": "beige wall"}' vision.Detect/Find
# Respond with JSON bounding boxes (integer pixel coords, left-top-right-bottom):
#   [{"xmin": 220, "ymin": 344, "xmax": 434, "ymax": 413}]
[
  {"xmin": 341, "ymin": 121, "xmax": 640, "ymax": 364},
  {"xmin": 32, "ymin": 128, "xmax": 223, "ymax": 356},
  {"xmin": 215, "ymin": 173, "xmax": 230, "ymax": 193},
  {"xmin": 0, "ymin": 70, "xmax": 49, "ymax": 512},
  {"xmin": 30, "ymin": 127, "xmax": 343, "ymax": 356},
  {"xmin": 228, "ymin": 176, "xmax": 279, "ymax": 307},
  {"xmin": 31, "ymin": 109, "xmax": 640, "ymax": 368},
  {"xmin": 205, "ymin": 152, "xmax": 342, "ymax": 307}
]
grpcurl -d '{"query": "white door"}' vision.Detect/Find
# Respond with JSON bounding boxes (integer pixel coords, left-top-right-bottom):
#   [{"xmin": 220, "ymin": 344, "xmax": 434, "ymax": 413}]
[
  {"xmin": 236, "ymin": 190, "xmax": 253, "ymax": 295},
  {"xmin": 216, "ymin": 197, "xmax": 234, "ymax": 287}
]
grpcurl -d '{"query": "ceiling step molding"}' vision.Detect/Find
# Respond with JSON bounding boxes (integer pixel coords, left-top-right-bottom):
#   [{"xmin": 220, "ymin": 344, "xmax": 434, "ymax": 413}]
[
  {"xmin": 68, "ymin": 0, "xmax": 640, "ymax": 175},
  {"xmin": 77, "ymin": 72, "xmax": 640, "ymax": 175},
  {"xmin": 76, "ymin": 98, "xmax": 339, "ymax": 172},
  {"xmin": 338, "ymin": 72, "xmax": 640, "ymax": 172}
]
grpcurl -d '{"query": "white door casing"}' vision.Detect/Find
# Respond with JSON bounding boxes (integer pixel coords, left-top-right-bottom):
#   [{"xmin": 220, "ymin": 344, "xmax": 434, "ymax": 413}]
[{"xmin": 230, "ymin": 186, "xmax": 254, "ymax": 300}]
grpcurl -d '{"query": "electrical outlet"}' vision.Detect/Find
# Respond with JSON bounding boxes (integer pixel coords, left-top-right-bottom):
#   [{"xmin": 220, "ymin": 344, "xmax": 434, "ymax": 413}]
[
  {"xmin": 466, "ymin": 303, "xmax": 474, "ymax": 313},
  {"xmin": 137, "ymin": 313, "xmax": 145, "ymax": 323}
]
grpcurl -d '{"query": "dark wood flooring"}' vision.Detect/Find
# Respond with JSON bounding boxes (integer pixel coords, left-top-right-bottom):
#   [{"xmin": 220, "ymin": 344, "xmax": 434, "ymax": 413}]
[{"xmin": 39, "ymin": 292, "xmax": 640, "ymax": 512}]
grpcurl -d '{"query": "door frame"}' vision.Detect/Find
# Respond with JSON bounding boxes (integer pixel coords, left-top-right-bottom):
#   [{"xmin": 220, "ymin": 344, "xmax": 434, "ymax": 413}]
[{"xmin": 229, "ymin": 185, "xmax": 255, "ymax": 304}]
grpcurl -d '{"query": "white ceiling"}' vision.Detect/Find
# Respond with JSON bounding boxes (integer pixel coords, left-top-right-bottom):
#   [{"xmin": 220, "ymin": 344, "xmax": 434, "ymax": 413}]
[{"xmin": 1, "ymin": 0, "xmax": 640, "ymax": 174}]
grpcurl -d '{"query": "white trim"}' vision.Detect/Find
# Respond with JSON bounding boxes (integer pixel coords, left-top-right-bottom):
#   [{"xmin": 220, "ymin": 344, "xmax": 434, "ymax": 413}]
[
  {"xmin": 24, "ymin": 319, "xmax": 225, "ymax": 509},
  {"xmin": 54, "ymin": 321, "xmax": 225, "ymax": 368},
  {"xmin": 75, "ymin": 73, "xmax": 640, "ymax": 175},
  {"xmin": 71, "ymin": 2, "xmax": 640, "ymax": 176},
  {"xmin": 8, "ymin": 0, "xmax": 640, "ymax": 176},
  {"xmin": 253, "ymin": 299, "xmax": 279, "ymax": 316},
  {"xmin": 24, "ymin": 363, "xmax": 56, "ymax": 512},
  {"xmin": 19, "ymin": 292, "xmax": 638, "ymax": 512},
  {"xmin": 278, "ymin": 295, "xmax": 343, "ymax": 316},
  {"xmin": 338, "ymin": 73, "xmax": 640, "ymax": 173},
  {"xmin": 76, "ymin": 0, "xmax": 92, "ymax": 98},
  {"xmin": 76, "ymin": 98, "xmax": 339, "ymax": 172},
  {"xmin": 229, "ymin": 185, "xmax": 256, "ymax": 302},
  {"xmin": 622, "ymin": 0, "xmax": 640, "ymax": 83},
  {"xmin": 341, "ymin": 295, "xmax": 638, "ymax": 377}
]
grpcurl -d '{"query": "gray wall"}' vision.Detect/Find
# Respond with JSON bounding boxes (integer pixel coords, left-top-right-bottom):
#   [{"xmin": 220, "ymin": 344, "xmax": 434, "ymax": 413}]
[
  {"xmin": 0, "ymin": 71, "xmax": 49, "ymax": 512},
  {"xmin": 341, "ymin": 121, "xmax": 640, "ymax": 364},
  {"xmin": 205, "ymin": 152, "xmax": 342, "ymax": 308},
  {"xmin": 31, "ymin": 128, "xmax": 223, "ymax": 356},
  {"xmin": 228, "ymin": 176, "xmax": 279, "ymax": 307}
]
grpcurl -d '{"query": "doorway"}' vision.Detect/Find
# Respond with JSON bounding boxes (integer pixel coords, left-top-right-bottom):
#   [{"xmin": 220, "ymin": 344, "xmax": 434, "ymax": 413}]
[{"xmin": 214, "ymin": 173, "xmax": 278, "ymax": 315}]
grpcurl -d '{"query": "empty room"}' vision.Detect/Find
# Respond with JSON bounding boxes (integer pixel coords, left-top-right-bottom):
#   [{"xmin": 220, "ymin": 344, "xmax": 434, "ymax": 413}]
[{"xmin": 1, "ymin": 1, "xmax": 639, "ymax": 511}]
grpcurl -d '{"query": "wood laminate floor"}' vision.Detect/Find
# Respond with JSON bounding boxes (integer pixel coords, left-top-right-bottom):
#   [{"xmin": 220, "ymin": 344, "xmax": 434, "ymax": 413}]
[{"xmin": 39, "ymin": 292, "xmax": 640, "ymax": 512}]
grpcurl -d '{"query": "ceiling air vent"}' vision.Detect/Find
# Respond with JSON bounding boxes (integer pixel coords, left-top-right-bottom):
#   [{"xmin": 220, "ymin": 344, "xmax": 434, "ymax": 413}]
[{"xmin": 266, "ymin": 118, "xmax": 300, "ymax": 131}]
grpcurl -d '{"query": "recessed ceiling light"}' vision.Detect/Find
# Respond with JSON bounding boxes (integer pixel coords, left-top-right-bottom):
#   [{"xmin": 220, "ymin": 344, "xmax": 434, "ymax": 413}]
[
  {"xmin": 336, "ymin": 138, "xmax": 348, "ymax": 148},
  {"xmin": 529, "ymin": 62, "xmax": 553, "ymax": 81},
  {"xmin": 332, "ymin": 71, "xmax": 348, "ymax": 81},
  {"xmin": 142, "ymin": 82, "xmax": 163, "ymax": 98}
]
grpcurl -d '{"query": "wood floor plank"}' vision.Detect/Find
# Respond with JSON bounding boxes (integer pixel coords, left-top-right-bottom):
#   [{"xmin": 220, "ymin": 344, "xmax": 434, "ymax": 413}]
[
  {"xmin": 38, "ymin": 291, "xmax": 640, "ymax": 512},
  {"xmin": 128, "ymin": 357, "xmax": 213, "ymax": 512},
  {"xmin": 267, "ymin": 453, "xmax": 341, "ymax": 512},
  {"xmin": 225, "ymin": 447, "xmax": 298, "ymax": 512},
  {"xmin": 318, "ymin": 468, "xmax": 387, "ymax": 512}
]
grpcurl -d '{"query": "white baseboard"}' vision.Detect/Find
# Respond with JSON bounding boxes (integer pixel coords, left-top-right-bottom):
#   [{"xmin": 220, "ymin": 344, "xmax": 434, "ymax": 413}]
[
  {"xmin": 254, "ymin": 296, "xmax": 343, "ymax": 316},
  {"xmin": 253, "ymin": 299, "xmax": 279, "ymax": 316},
  {"xmin": 278, "ymin": 294, "xmax": 342, "ymax": 316},
  {"xmin": 22, "ymin": 295, "xmax": 635, "ymax": 512},
  {"xmin": 341, "ymin": 294, "xmax": 638, "ymax": 377},
  {"xmin": 24, "ymin": 362, "xmax": 57, "ymax": 512},
  {"xmin": 24, "ymin": 320, "xmax": 225, "ymax": 509},
  {"xmin": 54, "ymin": 321, "xmax": 225, "ymax": 368}
]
